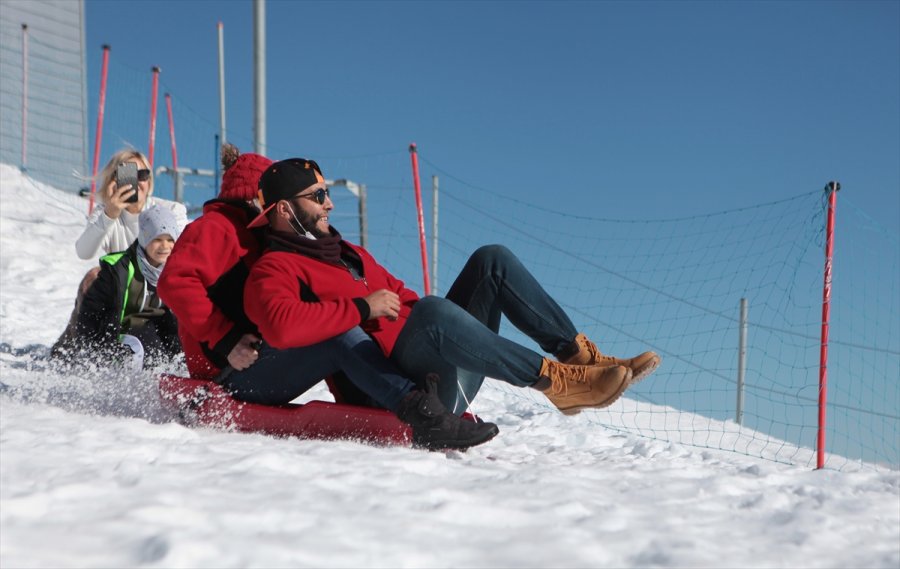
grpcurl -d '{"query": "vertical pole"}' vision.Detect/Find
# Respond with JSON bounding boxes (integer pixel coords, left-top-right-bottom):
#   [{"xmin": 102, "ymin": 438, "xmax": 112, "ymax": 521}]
[
  {"xmin": 148, "ymin": 66, "xmax": 160, "ymax": 168},
  {"xmin": 736, "ymin": 297, "xmax": 747, "ymax": 425},
  {"xmin": 253, "ymin": 0, "xmax": 266, "ymax": 155},
  {"xmin": 432, "ymin": 175, "xmax": 439, "ymax": 295},
  {"xmin": 165, "ymin": 93, "xmax": 178, "ymax": 172},
  {"xmin": 817, "ymin": 181, "xmax": 840, "ymax": 469},
  {"xmin": 88, "ymin": 45, "xmax": 111, "ymax": 215},
  {"xmin": 217, "ymin": 21, "xmax": 227, "ymax": 146},
  {"xmin": 214, "ymin": 134, "xmax": 220, "ymax": 196},
  {"xmin": 358, "ymin": 183, "xmax": 368, "ymax": 249},
  {"xmin": 217, "ymin": 21, "xmax": 227, "ymax": 193},
  {"xmin": 174, "ymin": 171, "xmax": 184, "ymax": 204},
  {"xmin": 409, "ymin": 143, "xmax": 431, "ymax": 295},
  {"xmin": 78, "ymin": 2, "xmax": 88, "ymax": 179},
  {"xmin": 21, "ymin": 24, "xmax": 28, "ymax": 169}
]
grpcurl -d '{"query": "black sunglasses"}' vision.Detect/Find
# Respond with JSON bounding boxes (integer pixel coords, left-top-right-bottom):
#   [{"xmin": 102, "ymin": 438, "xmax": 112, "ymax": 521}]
[
  {"xmin": 137, "ymin": 169, "xmax": 151, "ymax": 182},
  {"xmin": 294, "ymin": 187, "xmax": 330, "ymax": 205}
]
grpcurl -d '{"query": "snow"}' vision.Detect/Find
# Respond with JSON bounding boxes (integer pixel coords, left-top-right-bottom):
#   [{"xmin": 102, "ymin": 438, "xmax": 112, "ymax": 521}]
[{"xmin": 1, "ymin": 164, "xmax": 898, "ymax": 569}]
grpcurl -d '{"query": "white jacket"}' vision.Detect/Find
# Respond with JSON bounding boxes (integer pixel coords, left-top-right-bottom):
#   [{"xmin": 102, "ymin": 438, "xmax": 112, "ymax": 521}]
[{"xmin": 75, "ymin": 196, "xmax": 189, "ymax": 260}]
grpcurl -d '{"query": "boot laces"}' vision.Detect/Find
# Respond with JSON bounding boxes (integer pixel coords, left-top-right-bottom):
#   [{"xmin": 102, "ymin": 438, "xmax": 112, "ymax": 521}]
[
  {"xmin": 552, "ymin": 364, "xmax": 588, "ymax": 395},
  {"xmin": 580, "ymin": 335, "xmax": 618, "ymax": 366}
]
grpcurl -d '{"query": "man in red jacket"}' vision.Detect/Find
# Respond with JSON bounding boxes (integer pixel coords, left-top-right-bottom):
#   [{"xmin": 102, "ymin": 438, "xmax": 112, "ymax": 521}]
[
  {"xmin": 245, "ymin": 158, "xmax": 661, "ymax": 418},
  {"xmin": 162, "ymin": 150, "xmax": 498, "ymax": 450}
]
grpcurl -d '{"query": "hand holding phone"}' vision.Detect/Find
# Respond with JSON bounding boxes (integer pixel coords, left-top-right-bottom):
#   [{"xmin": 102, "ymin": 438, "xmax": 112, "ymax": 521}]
[{"xmin": 116, "ymin": 162, "xmax": 139, "ymax": 204}]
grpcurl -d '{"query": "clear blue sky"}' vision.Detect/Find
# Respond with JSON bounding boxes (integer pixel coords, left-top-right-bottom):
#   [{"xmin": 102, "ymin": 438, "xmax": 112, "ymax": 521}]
[{"xmin": 85, "ymin": 0, "xmax": 899, "ymax": 231}]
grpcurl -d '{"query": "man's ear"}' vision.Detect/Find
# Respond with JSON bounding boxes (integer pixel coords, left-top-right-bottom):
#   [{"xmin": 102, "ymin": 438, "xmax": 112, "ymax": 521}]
[
  {"xmin": 273, "ymin": 200, "xmax": 292, "ymax": 221},
  {"xmin": 265, "ymin": 200, "xmax": 289, "ymax": 230}
]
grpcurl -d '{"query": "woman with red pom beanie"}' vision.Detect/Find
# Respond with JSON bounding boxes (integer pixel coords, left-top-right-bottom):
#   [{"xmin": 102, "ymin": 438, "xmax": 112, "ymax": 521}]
[{"xmin": 158, "ymin": 143, "xmax": 273, "ymax": 378}]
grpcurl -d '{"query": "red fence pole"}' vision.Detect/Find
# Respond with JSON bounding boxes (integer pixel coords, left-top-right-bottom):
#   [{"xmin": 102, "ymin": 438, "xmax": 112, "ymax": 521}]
[
  {"xmin": 409, "ymin": 143, "xmax": 431, "ymax": 296},
  {"xmin": 148, "ymin": 66, "xmax": 160, "ymax": 168},
  {"xmin": 88, "ymin": 45, "xmax": 111, "ymax": 215},
  {"xmin": 817, "ymin": 181, "xmax": 840, "ymax": 469},
  {"xmin": 21, "ymin": 24, "xmax": 28, "ymax": 169},
  {"xmin": 165, "ymin": 93, "xmax": 178, "ymax": 171}
]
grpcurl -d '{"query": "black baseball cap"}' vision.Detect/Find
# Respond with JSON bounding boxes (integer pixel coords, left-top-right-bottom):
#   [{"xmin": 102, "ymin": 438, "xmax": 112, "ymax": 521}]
[{"xmin": 248, "ymin": 158, "xmax": 324, "ymax": 228}]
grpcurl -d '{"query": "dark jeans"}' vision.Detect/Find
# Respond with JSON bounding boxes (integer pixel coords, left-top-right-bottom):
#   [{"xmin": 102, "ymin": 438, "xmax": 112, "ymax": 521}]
[
  {"xmin": 224, "ymin": 326, "xmax": 413, "ymax": 411},
  {"xmin": 391, "ymin": 244, "xmax": 578, "ymax": 414}
]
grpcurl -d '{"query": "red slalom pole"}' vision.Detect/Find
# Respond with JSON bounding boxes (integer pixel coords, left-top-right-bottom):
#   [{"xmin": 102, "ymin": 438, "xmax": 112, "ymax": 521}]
[
  {"xmin": 148, "ymin": 66, "xmax": 160, "ymax": 167},
  {"xmin": 88, "ymin": 45, "xmax": 111, "ymax": 215},
  {"xmin": 817, "ymin": 181, "xmax": 840, "ymax": 469},
  {"xmin": 409, "ymin": 143, "xmax": 431, "ymax": 296},
  {"xmin": 165, "ymin": 93, "xmax": 178, "ymax": 171}
]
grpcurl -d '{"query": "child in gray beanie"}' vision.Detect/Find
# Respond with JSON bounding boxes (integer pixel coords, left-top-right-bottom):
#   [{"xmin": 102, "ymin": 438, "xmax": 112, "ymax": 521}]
[
  {"xmin": 139, "ymin": 205, "xmax": 182, "ymax": 251},
  {"xmin": 53, "ymin": 205, "xmax": 184, "ymax": 369},
  {"xmin": 136, "ymin": 205, "xmax": 182, "ymax": 290}
]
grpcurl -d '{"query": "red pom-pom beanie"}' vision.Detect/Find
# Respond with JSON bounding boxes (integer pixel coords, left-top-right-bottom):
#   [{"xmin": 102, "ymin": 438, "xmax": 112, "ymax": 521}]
[{"xmin": 219, "ymin": 153, "xmax": 274, "ymax": 202}]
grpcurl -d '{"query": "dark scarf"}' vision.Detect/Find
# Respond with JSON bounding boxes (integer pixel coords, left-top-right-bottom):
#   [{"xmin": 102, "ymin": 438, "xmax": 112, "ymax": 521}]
[
  {"xmin": 268, "ymin": 226, "xmax": 344, "ymax": 264},
  {"xmin": 267, "ymin": 227, "xmax": 366, "ymax": 280}
]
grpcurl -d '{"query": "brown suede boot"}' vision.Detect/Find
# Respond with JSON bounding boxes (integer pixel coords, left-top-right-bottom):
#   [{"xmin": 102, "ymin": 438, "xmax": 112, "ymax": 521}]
[
  {"xmin": 536, "ymin": 358, "xmax": 632, "ymax": 415},
  {"xmin": 559, "ymin": 334, "xmax": 660, "ymax": 385}
]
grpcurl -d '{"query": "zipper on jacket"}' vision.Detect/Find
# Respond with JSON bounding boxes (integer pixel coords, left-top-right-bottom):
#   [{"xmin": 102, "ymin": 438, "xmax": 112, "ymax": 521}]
[{"xmin": 339, "ymin": 259, "xmax": 368, "ymax": 288}]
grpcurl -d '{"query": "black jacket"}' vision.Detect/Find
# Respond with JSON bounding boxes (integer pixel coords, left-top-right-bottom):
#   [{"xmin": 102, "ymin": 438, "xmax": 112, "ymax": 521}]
[{"xmin": 75, "ymin": 241, "xmax": 180, "ymax": 361}]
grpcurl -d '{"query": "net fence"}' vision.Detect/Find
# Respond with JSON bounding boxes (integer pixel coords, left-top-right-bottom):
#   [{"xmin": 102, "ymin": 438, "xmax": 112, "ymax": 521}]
[{"xmin": 358, "ymin": 153, "xmax": 899, "ymax": 471}]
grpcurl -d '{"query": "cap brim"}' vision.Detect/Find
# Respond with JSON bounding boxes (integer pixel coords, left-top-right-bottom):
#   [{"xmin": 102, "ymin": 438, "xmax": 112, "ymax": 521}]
[{"xmin": 247, "ymin": 202, "xmax": 276, "ymax": 228}]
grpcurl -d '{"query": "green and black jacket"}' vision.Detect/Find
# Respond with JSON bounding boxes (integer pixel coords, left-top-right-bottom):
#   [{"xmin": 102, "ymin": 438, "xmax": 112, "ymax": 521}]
[{"xmin": 74, "ymin": 241, "xmax": 180, "ymax": 358}]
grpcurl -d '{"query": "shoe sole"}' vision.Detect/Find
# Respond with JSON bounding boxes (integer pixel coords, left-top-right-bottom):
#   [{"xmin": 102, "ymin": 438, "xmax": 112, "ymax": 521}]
[
  {"xmin": 629, "ymin": 355, "xmax": 661, "ymax": 386},
  {"xmin": 559, "ymin": 358, "xmax": 660, "ymax": 415},
  {"xmin": 415, "ymin": 424, "xmax": 500, "ymax": 451},
  {"xmin": 560, "ymin": 353, "xmax": 661, "ymax": 387},
  {"xmin": 558, "ymin": 367, "xmax": 633, "ymax": 416}
]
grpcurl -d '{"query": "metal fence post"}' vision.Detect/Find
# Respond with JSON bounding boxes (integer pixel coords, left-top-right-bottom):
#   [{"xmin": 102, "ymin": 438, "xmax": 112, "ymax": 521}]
[
  {"xmin": 736, "ymin": 297, "xmax": 747, "ymax": 425},
  {"xmin": 21, "ymin": 24, "xmax": 28, "ymax": 169},
  {"xmin": 432, "ymin": 175, "xmax": 439, "ymax": 296},
  {"xmin": 359, "ymin": 183, "xmax": 368, "ymax": 249}
]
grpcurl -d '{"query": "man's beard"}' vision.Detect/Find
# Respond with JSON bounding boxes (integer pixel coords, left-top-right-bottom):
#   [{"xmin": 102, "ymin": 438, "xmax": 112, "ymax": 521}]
[{"xmin": 296, "ymin": 207, "xmax": 330, "ymax": 238}]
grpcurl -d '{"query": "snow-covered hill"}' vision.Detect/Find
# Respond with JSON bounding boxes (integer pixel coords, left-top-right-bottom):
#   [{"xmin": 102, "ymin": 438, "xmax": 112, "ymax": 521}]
[{"xmin": 1, "ymin": 164, "xmax": 897, "ymax": 568}]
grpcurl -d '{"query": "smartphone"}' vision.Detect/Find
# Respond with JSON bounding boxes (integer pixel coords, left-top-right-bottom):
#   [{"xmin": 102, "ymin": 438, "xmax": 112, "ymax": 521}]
[{"xmin": 116, "ymin": 162, "xmax": 139, "ymax": 203}]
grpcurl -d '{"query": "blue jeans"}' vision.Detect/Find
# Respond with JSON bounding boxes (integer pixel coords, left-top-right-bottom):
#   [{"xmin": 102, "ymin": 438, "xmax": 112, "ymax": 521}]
[
  {"xmin": 224, "ymin": 327, "xmax": 413, "ymax": 411},
  {"xmin": 391, "ymin": 245, "xmax": 578, "ymax": 414}
]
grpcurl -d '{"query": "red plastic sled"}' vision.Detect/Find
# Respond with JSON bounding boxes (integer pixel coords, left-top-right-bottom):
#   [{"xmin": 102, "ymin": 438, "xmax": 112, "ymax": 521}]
[{"xmin": 158, "ymin": 374, "xmax": 412, "ymax": 446}]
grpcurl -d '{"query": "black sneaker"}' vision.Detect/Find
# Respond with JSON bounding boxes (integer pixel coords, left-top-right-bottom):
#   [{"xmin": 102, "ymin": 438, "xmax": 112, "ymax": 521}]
[{"xmin": 396, "ymin": 377, "xmax": 499, "ymax": 450}]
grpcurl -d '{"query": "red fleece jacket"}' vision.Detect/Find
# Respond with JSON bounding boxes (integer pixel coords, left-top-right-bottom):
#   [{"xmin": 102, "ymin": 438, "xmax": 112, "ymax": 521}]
[
  {"xmin": 244, "ymin": 243, "xmax": 419, "ymax": 357},
  {"xmin": 158, "ymin": 201, "xmax": 262, "ymax": 378}
]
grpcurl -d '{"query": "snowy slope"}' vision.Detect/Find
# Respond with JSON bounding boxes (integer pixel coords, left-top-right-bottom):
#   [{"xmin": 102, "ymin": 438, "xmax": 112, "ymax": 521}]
[{"xmin": 1, "ymin": 164, "xmax": 898, "ymax": 569}]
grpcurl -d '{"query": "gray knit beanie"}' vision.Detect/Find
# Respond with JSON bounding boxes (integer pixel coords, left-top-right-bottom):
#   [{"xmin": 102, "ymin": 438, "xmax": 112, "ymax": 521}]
[{"xmin": 138, "ymin": 205, "xmax": 181, "ymax": 248}]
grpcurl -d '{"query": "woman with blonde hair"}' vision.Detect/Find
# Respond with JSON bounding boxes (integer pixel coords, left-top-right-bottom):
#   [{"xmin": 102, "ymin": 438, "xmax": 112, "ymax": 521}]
[
  {"xmin": 76, "ymin": 148, "xmax": 187, "ymax": 260},
  {"xmin": 52, "ymin": 148, "xmax": 187, "ymax": 358}
]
